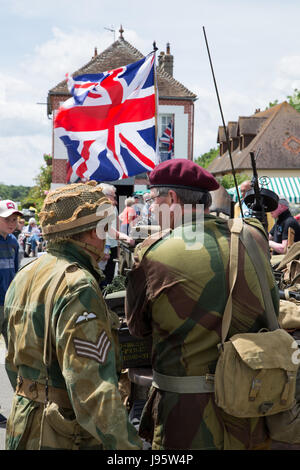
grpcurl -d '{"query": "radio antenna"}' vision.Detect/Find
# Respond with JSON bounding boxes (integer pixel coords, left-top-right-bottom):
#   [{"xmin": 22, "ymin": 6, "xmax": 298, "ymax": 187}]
[{"xmin": 202, "ymin": 26, "xmax": 243, "ymax": 217}]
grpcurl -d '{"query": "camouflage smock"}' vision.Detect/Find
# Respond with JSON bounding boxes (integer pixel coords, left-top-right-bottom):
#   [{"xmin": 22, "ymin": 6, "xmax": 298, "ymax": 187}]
[
  {"xmin": 125, "ymin": 215, "xmax": 279, "ymax": 450},
  {"xmin": 4, "ymin": 240, "xmax": 142, "ymax": 450}
]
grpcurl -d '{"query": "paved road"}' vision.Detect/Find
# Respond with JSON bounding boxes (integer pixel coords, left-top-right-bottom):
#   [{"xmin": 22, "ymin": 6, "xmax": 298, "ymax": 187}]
[{"xmin": 0, "ymin": 336, "xmax": 13, "ymax": 450}]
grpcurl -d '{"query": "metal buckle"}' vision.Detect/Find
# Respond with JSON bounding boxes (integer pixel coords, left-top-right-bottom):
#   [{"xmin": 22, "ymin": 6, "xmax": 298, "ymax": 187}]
[
  {"xmin": 16, "ymin": 376, "xmax": 23, "ymax": 393},
  {"xmin": 205, "ymin": 373, "xmax": 215, "ymax": 385}
]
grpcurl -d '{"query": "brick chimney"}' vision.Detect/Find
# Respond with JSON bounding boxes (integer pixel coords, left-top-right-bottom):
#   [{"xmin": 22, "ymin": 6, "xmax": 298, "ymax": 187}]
[{"xmin": 158, "ymin": 43, "xmax": 174, "ymax": 76}]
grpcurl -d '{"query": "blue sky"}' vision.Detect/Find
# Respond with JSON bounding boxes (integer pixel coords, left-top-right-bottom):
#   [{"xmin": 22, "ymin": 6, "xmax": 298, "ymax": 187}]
[{"xmin": 1, "ymin": 0, "xmax": 300, "ymax": 186}]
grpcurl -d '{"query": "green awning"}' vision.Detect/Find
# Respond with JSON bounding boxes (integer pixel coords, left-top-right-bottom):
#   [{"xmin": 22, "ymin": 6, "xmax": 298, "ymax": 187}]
[{"xmin": 227, "ymin": 177, "xmax": 300, "ymax": 204}]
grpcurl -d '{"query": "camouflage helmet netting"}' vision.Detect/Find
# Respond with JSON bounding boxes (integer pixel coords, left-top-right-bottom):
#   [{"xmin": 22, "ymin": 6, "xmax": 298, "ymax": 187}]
[{"xmin": 40, "ymin": 181, "xmax": 111, "ymax": 242}]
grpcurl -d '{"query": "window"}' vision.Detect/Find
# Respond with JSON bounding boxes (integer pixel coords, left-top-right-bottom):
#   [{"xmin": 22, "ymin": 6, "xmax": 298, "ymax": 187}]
[{"xmin": 159, "ymin": 114, "xmax": 174, "ymax": 161}]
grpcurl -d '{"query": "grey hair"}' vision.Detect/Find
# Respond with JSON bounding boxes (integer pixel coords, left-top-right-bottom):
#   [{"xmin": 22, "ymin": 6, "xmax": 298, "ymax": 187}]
[
  {"xmin": 98, "ymin": 183, "xmax": 116, "ymax": 197},
  {"xmin": 156, "ymin": 186, "xmax": 212, "ymax": 208}
]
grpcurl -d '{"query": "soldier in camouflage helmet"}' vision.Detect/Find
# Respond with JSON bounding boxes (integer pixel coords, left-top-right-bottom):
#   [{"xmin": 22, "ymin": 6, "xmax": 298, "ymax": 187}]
[
  {"xmin": 4, "ymin": 181, "xmax": 142, "ymax": 450},
  {"xmin": 125, "ymin": 159, "xmax": 279, "ymax": 450}
]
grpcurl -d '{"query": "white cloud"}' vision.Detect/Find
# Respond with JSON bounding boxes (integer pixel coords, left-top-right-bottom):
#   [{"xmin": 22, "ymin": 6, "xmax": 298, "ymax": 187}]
[
  {"xmin": 192, "ymin": 86, "xmax": 262, "ymax": 157},
  {"xmin": 192, "ymin": 52, "xmax": 300, "ymax": 158},
  {"xmin": 271, "ymin": 55, "xmax": 300, "ymax": 97},
  {"xmin": 21, "ymin": 28, "xmax": 110, "ymax": 87},
  {"xmin": 20, "ymin": 27, "xmax": 150, "ymax": 96},
  {"xmin": 0, "ymin": 134, "xmax": 51, "ymax": 186}
]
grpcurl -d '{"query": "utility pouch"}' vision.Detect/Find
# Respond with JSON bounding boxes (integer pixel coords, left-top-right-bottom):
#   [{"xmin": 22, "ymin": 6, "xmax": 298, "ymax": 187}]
[{"xmin": 39, "ymin": 402, "xmax": 100, "ymax": 450}]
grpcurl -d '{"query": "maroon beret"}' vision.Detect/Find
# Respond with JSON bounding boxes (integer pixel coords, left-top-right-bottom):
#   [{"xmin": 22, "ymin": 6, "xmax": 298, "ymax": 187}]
[{"xmin": 149, "ymin": 159, "xmax": 219, "ymax": 192}]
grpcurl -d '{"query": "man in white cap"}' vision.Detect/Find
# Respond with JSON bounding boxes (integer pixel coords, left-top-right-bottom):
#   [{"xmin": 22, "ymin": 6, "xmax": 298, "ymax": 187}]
[
  {"xmin": 269, "ymin": 196, "xmax": 300, "ymax": 254},
  {"xmin": 0, "ymin": 199, "xmax": 22, "ymax": 425}
]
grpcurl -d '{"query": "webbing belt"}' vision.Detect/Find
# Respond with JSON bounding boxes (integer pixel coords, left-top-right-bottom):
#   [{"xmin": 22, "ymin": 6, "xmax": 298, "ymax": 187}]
[
  {"xmin": 152, "ymin": 370, "xmax": 215, "ymax": 394},
  {"xmin": 16, "ymin": 376, "xmax": 72, "ymax": 409}
]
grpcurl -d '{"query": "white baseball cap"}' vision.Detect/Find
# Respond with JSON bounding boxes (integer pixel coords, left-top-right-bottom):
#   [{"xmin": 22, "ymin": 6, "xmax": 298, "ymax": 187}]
[{"xmin": 0, "ymin": 200, "xmax": 23, "ymax": 218}]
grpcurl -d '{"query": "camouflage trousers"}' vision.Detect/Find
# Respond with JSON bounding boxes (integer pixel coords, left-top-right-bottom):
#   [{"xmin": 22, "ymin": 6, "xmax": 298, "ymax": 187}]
[{"xmin": 139, "ymin": 387, "xmax": 270, "ymax": 450}]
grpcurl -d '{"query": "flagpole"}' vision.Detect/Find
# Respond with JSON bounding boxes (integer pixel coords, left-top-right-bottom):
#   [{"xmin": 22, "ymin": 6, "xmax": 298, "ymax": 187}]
[{"xmin": 152, "ymin": 41, "xmax": 159, "ymax": 164}]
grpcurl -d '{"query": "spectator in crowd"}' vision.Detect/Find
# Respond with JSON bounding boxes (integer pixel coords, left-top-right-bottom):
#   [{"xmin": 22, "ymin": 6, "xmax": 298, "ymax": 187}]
[
  {"xmin": 24, "ymin": 217, "xmax": 41, "ymax": 257},
  {"xmin": 13, "ymin": 218, "xmax": 25, "ymax": 263},
  {"xmin": 13, "ymin": 217, "xmax": 25, "ymax": 240},
  {"xmin": 119, "ymin": 197, "xmax": 137, "ymax": 235},
  {"xmin": 269, "ymin": 197, "xmax": 300, "ymax": 254},
  {"xmin": 139, "ymin": 191, "xmax": 155, "ymax": 225},
  {"xmin": 100, "ymin": 184, "xmax": 135, "ymax": 285},
  {"xmin": 234, "ymin": 180, "xmax": 252, "ymax": 218},
  {"xmin": 98, "ymin": 184, "xmax": 119, "ymax": 284},
  {"xmin": 133, "ymin": 194, "xmax": 142, "ymax": 218},
  {"xmin": 0, "ymin": 199, "xmax": 23, "ymax": 426}
]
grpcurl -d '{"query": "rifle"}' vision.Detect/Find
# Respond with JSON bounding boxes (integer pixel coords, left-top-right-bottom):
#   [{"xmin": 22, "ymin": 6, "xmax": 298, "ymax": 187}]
[{"xmin": 202, "ymin": 27, "xmax": 279, "ymax": 231}]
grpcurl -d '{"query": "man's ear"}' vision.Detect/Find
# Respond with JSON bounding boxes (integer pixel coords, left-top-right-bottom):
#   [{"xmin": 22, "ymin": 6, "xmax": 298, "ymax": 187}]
[
  {"xmin": 90, "ymin": 228, "xmax": 99, "ymax": 241},
  {"xmin": 168, "ymin": 190, "xmax": 180, "ymax": 205}
]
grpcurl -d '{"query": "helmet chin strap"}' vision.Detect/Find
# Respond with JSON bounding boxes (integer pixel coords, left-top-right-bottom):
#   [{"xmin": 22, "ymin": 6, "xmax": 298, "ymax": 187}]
[{"xmin": 71, "ymin": 239, "xmax": 104, "ymax": 262}]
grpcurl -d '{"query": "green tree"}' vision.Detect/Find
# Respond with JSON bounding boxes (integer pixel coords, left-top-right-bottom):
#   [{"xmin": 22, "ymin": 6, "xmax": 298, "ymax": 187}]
[
  {"xmin": 218, "ymin": 173, "xmax": 251, "ymax": 189},
  {"xmin": 265, "ymin": 99, "xmax": 278, "ymax": 109},
  {"xmin": 21, "ymin": 154, "xmax": 52, "ymax": 214},
  {"xmin": 287, "ymin": 89, "xmax": 300, "ymax": 113},
  {"xmin": 195, "ymin": 147, "xmax": 219, "ymax": 169},
  {"xmin": 0, "ymin": 184, "xmax": 31, "ymax": 201}
]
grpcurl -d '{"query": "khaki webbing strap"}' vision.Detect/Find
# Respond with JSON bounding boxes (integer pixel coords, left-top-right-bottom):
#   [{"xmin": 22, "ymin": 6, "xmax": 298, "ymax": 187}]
[
  {"xmin": 16, "ymin": 376, "xmax": 72, "ymax": 409},
  {"xmin": 221, "ymin": 218, "xmax": 244, "ymax": 344},
  {"xmin": 240, "ymin": 227, "xmax": 279, "ymax": 331},
  {"xmin": 43, "ymin": 270, "xmax": 67, "ymax": 370},
  {"xmin": 152, "ymin": 370, "xmax": 215, "ymax": 394}
]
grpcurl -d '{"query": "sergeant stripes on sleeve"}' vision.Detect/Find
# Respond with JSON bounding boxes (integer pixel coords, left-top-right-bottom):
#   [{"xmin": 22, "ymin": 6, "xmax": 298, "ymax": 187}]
[{"xmin": 73, "ymin": 331, "xmax": 111, "ymax": 364}]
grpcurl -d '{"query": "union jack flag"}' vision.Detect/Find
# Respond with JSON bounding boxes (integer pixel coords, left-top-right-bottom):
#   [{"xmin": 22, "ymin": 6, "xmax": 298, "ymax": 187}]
[
  {"xmin": 66, "ymin": 161, "xmax": 81, "ymax": 184},
  {"xmin": 160, "ymin": 120, "xmax": 174, "ymax": 159},
  {"xmin": 54, "ymin": 53, "xmax": 159, "ymax": 182}
]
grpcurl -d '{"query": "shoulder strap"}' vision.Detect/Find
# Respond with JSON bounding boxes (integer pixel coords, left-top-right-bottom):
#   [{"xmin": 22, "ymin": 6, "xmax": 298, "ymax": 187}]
[
  {"xmin": 135, "ymin": 227, "xmax": 172, "ymax": 261},
  {"xmin": 43, "ymin": 270, "xmax": 67, "ymax": 369},
  {"xmin": 239, "ymin": 226, "xmax": 279, "ymax": 331},
  {"xmin": 221, "ymin": 218, "xmax": 279, "ymax": 345},
  {"xmin": 221, "ymin": 218, "xmax": 243, "ymax": 344}
]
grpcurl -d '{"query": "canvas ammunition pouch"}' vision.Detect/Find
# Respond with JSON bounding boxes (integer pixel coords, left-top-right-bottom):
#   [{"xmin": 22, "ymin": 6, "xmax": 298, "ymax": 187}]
[
  {"xmin": 214, "ymin": 219, "xmax": 299, "ymax": 418},
  {"xmin": 38, "ymin": 401, "xmax": 101, "ymax": 450}
]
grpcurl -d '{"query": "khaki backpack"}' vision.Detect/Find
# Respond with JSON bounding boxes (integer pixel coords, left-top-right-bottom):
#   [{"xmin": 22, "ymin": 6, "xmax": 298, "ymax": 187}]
[{"xmin": 214, "ymin": 219, "xmax": 299, "ymax": 418}]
